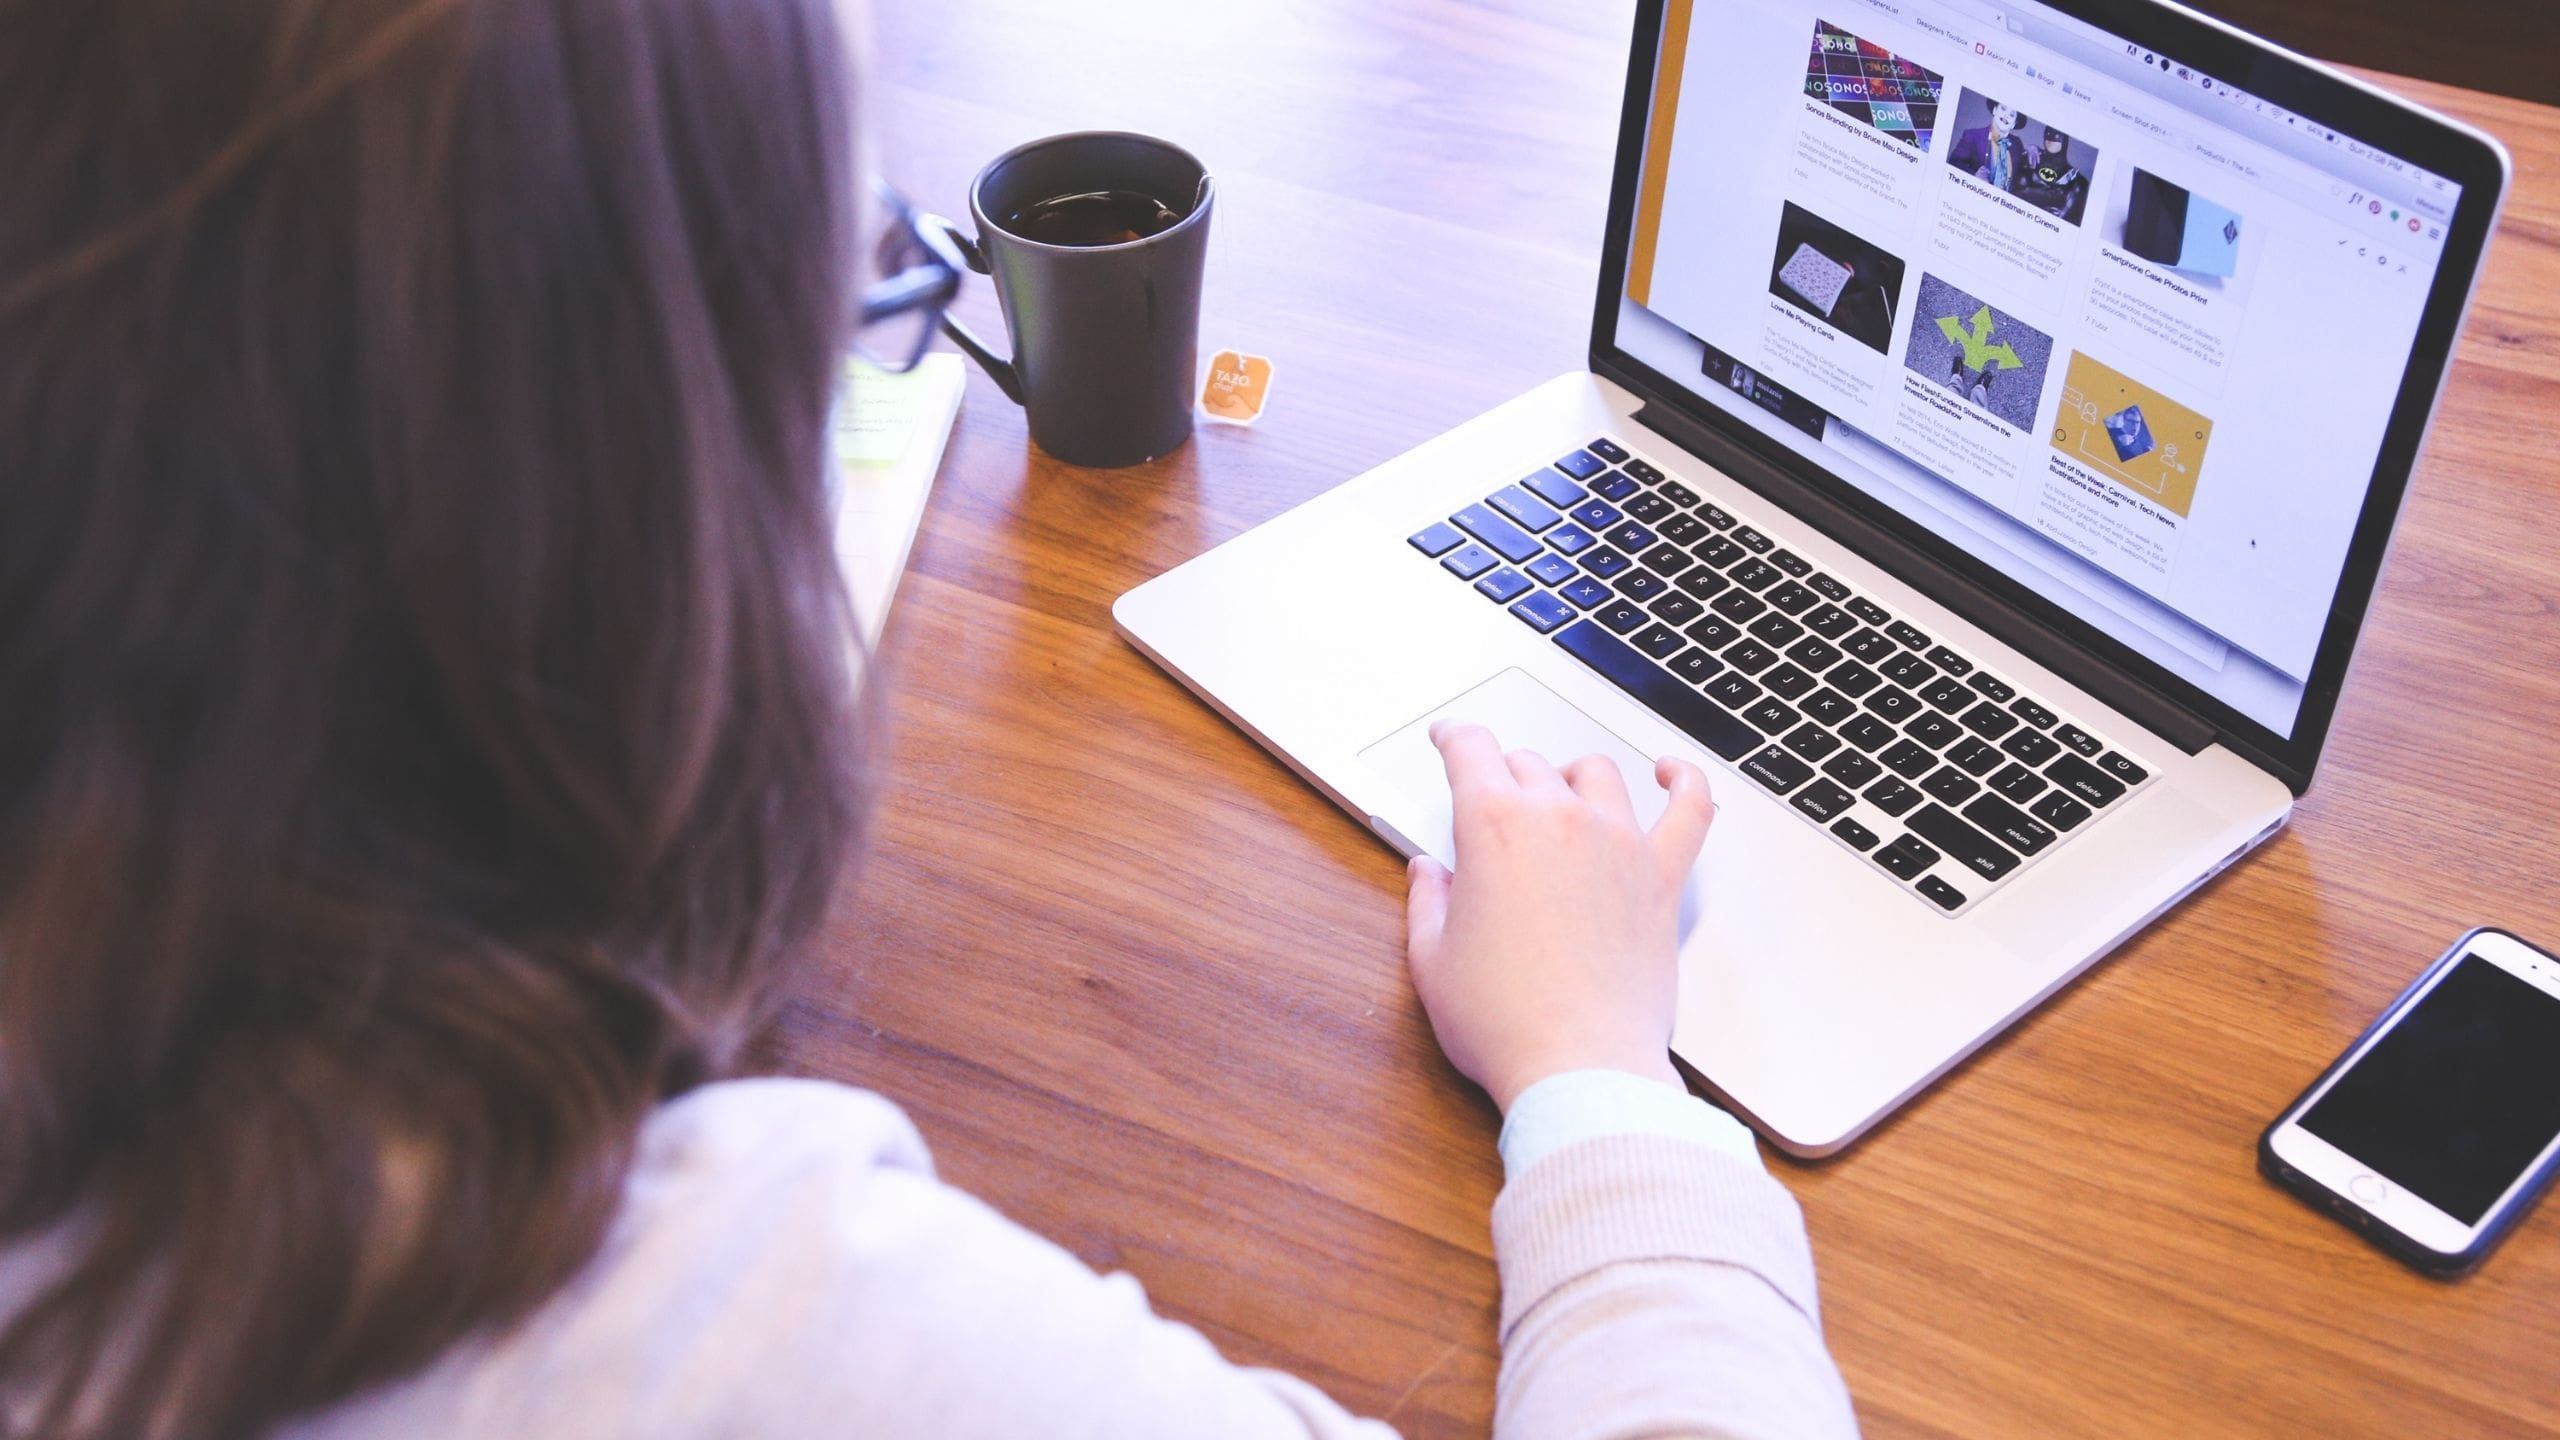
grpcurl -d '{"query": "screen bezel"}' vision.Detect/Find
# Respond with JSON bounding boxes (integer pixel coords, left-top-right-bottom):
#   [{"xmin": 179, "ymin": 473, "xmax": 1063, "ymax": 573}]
[
  {"xmin": 1588, "ymin": 0, "xmax": 2512, "ymax": 792},
  {"xmin": 2265, "ymin": 930, "xmax": 2560, "ymax": 1256}
]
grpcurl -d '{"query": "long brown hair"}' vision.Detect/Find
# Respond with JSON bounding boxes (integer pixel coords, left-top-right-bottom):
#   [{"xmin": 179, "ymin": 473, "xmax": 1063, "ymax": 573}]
[{"xmin": 0, "ymin": 0, "xmax": 863, "ymax": 1434}]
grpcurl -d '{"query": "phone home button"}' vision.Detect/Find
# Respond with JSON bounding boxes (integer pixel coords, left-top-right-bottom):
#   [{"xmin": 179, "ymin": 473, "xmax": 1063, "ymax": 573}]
[{"xmin": 2348, "ymin": 1172, "xmax": 2389, "ymax": 1205}]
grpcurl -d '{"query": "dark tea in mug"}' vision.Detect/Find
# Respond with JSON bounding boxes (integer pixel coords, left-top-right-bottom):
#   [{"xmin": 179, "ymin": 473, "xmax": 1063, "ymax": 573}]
[{"xmin": 1002, "ymin": 188, "xmax": 1185, "ymax": 247}]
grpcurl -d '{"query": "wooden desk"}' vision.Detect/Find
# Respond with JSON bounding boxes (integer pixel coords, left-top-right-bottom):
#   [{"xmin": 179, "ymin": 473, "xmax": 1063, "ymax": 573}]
[{"xmin": 797, "ymin": 5, "xmax": 2560, "ymax": 1434}]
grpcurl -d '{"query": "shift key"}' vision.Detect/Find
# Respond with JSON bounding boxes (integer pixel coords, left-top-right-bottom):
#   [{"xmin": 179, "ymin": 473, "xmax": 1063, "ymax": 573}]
[{"xmin": 1907, "ymin": 804, "xmax": 2022, "ymax": 881}]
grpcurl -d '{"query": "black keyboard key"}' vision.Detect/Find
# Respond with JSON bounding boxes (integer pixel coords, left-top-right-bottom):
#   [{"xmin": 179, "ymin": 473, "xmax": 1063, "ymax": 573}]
[
  {"xmin": 1591, "ymin": 471, "xmax": 1641, "ymax": 502},
  {"xmin": 1709, "ymin": 589, "xmax": 1766, "ymax": 623},
  {"xmin": 1544, "ymin": 522, "xmax": 1596, "ymax": 556},
  {"xmin": 1703, "ymin": 672, "xmax": 1761, "ymax": 709},
  {"xmin": 1792, "ymin": 778, "xmax": 1856, "ymax": 823},
  {"xmin": 2008, "ymin": 697, "xmax": 2058, "ymax": 730},
  {"xmin": 2054, "ymin": 723, "xmax": 2104, "ymax": 757},
  {"xmin": 1509, "ymin": 591, "xmax": 1574, "ymax": 633},
  {"xmin": 1839, "ymin": 714, "xmax": 1895, "ymax": 752},
  {"xmin": 1866, "ymin": 777, "xmax": 1923, "ymax": 817},
  {"xmin": 2047, "ymin": 753, "xmax": 2127, "ymax": 807},
  {"xmin": 1885, "ymin": 620, "xmax": 1931, "ymax": 650},
  {"xmin": 1558, "ymin": 576, "xmax": 1612, "ymax": 609},
  {"xmin": 1747, "ymin": 612, "xmax": 1805, "ymax": 647},
  {"xmin": 1729, "ymin": 558, "xmax": 1782, "ymax": 591},
  {"xmin": 1959, "ymin": 701, "xmax": 2020, "ymax": 740},
  {"xmin": 1668, "ymin": 647, "xmax": 1723, "ymax": 684},
  {"xmin": 1905, "ymin": 711, "xmax": 1962, "ymax": 749},
  {"xmin": 1879, "ymin": 651, "xmax": 1937, "ymax": 688},
  {"xmin": 1659, "ymin": 513, "xmax": 1710, "ymax": 546},
  {"xmin": 1475, "ymin": 567, "xmax": 1532, "ymax": 603},
  {"xmin": 1768, "ymin": 549, "xmax": 1813, "ymax": 577},
  {"xmin": 1489, "ymin": 484, "xmax": 1562, "ymax": 532},
  {"xmin": 1843, "ymin": 628, "xmax": 1895, "ymax": 662},
  {"xmin": 1802, "ymin": 603, "xmax": 1858, "ymax": 639},
  {"xmin": 1968, "ymin": 672, "xmax": 2017, "ymax": 703},
  {"xmin": 1948, "ymin": 736, "xmax": 2003, "ymax": 777},
  {"xmin": 1525, "ymin": 552, "xmax": 1579, "ymax": 587},
  {"xmin": 1409, "ymin": 521, "xmax": 1465, "ymax": 556},
  {"xmin": 1807, "ymin": 573, "xmax": 1852, "ymax": 602},
  {"xmin": 1743, "ymin": 697, "xmax": 1801, "ymax": 735},
  {"xmin": 1786, "ymin": 636, "xmax": 1843, "ymax": 672},
  {"xmin": 1555, "ymin": 448, "xmax": 1606, "ymax": 479},
  {"xmin": 1552, "ymin": 621, "xmax": 1759, "ymax": 761},
  {"xmin": 1915, "ymin": 876, "xmax": 1967, "ymax": 911},
  {"xmin": 1453, "ymin": 503, "xmax": 1543, "ymax": 563},
  {"xmin": 1684, "ymin": 615, "xmax": 1743, "ymax": 649},
  {"xmin": 1760, "ymin": 663, "xmax": 1816, "ymax": 701},
  {"xmin": 1586, "ymin": 437, "xmax": 1630, "ymax": 463},
  {"xmin": 1741, "ymin": 745, "xmax": 1813, "ymax": 795},
  {"xmin": 1606, "ymin": 520, "xmax": 1657, "ymax": 553},
  {"xmin": 1865, "ymin": 686, "xmax": 1921, "ymax": 724},
  {"xmin": 1831, "ymin": 816, "xmax": 1880, "ymax": 851},
  {"xmin": 1522, "ymin": 468, "xmax": 1587, "ymax": 509},
  {"xmin": 1876, "ymin": 833, "xmax": 1938, "ymax": 877},
  {"xmin": 1921, "ymin": 767, "xmax": 1979, "ymax": 805},
  {"xmin": 1963, "ymin": 794, "xmax": 2056, "ymax": 855},
  {"xmin": 1631, "ymin": 622, "xmax": 1686, "ymax": 659},
  {"xmin": 1570, "ymin": 499, "xmax": 1621, "ymax": 530},
  {"xmin": 1925, "ymin": 646, "xmax": 1974, "ymax": 677},
  {"xmin": 1908, "ymin": 804, "xmax": 2021, "ymax": 882},
  {"xmin": 1822, "ymin": 749, "xmax": 1882, "ymax": 788},
  {"xmin": 1989, "ymin": 763, "xmax": 2047, "ymax": 802},
  {"xmin": 1580, "ymin": 545, "xmax": 1633, "ymax": 579},
  {"xmin": 2001, "ymin": 729, "xmax": 2062, "ymax": 767},
  {"xmin": 1624, "ymin": 492, "xmax": 1674, "ymax": 523},
  {"xmin": 1731, "ymin": 525, "xmax": 1776, "ymax": 553},
  {"xmin": 1691, "ymin": 534, "xmax": 1747, "ymax": 568},
  {"xmin": 1919, "ymin": 676, "xmax": 1974, "ymax": 713},
  {"xmin": 1614, "ymin": 570, "xmax": 1667, "ymax": 602},
  {"xmin": 1673, "ymin": 565, "xmax": 1732, "ymax": 602},
  {"xmin": 1764, "ymin": 580, "xmax": 1817, "ymax": 615},
  {"xmin": 1440, "ymin": 542, "xmax": 1497, "ymax": 579},
  {"xmin": 1880, "ymin": 739, "xmax": 1937, "ymax": 779},
  {"xmin": 1846, "ymin": 597, "xmax": 1892, "ymax": 627},
  {"xmin": 1802, "ymin": 688, "xmax": 1857, "ymax": 726},
  {"xmin": 1723, "ymin": 639, "xmax": 1779, "ymax": 673},
  {"xmin": 1696, "ymin": 501, "xmax": 1737, "ymax": 529},
  {"xmin": 2099, "ymin": 751, "xmax": 2149, "ymax": 785},
  {"xmin": 1594, "ymin": 600, "xmax": 1646, "ymax": 634},
  {"xmin": 2030, "ymin": 791, "xmax": 2092, "ymax": 831},
  {"xmin": 1624, "ymin": 457, "xmax": 1664, "ymax": 483},
  {"xmin": 1825, "ymin": 660, "xmax": 1882, "ymax": 698},
  {"xmin": 1647, "ymin": 591, "xmax": 1705, "ymax": 626},
  {"xmin": 1657, "ymin": 479, "xmax": 1702, "ymax": 508},
  {"xmin": 1783, "ymin": 723, "xmax": 1842, "ymax": 762}
]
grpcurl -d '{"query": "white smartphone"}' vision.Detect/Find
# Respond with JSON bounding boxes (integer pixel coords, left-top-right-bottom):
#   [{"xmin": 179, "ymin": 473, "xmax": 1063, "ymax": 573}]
[{"xmin": 2261, "ymin": 928, "xmax": 2560, "ymax": 1276}]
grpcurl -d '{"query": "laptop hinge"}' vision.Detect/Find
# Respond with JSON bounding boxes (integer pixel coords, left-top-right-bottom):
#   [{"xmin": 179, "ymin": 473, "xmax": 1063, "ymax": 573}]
[{"xmin": 1630, "ymin": 396, "xmax": 2219, "ymax": 756}]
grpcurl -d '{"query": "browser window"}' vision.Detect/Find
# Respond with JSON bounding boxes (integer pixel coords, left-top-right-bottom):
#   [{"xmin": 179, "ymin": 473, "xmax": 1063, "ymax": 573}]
[{"xmin": 1615, "ymin": 0, "xmax": 2462, "ymax": 736}]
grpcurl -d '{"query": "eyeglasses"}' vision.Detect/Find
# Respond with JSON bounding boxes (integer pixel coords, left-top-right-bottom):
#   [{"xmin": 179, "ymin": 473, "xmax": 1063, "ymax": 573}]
[{"xmin": 856, "ymin": 183, "xmax": 967, "ymax": 373}]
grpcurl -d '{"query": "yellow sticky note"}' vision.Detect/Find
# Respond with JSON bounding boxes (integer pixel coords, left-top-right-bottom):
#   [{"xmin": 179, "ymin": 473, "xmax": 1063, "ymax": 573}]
[{"xmin": 1201, "ymin": 350, "xmax": 1274, "ymax": 425}]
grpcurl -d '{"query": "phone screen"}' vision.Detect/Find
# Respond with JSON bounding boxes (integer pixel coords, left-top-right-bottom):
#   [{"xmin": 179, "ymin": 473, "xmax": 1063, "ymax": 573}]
[{"xmin": 2300, "ymin": 953, "xmax": 2560, "ymax": 1224}]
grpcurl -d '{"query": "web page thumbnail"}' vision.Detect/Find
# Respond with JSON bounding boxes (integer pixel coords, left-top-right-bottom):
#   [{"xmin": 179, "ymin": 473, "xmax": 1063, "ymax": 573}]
[
  {"xmin": 2117, "ymin": 169, "xmax": 2244, "ymax": 279},
  {"xmin": 1768, "ymin": 202, "xmax": 1906, "ymax": 353},
  {"xmin": 1943, "ymin": 91, "xmax": 2097, "ymax": 225},
  {"xmin": 1902, "ymin": 274, "xmax": 2053, "ymax": 431},
  {"xmin": 2051, "ymin": 352, "xmax": 2212, "ymax": 517},
  {"xmin": 1805, "ymin": 20, "xmax": 1944, "ymax": 153}
]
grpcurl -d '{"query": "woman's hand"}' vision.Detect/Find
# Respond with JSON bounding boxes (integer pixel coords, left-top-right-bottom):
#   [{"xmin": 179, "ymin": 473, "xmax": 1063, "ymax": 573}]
[{"xmin": 1403, "ymin": 720, "xmax": 1717, "ymax": 1112}]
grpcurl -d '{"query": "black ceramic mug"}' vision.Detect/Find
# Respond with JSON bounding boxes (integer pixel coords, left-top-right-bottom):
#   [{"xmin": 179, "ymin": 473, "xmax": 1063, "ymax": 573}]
[{"xmin": 931, "ymin": 132, "xmax": 1213, "ymax": 468}]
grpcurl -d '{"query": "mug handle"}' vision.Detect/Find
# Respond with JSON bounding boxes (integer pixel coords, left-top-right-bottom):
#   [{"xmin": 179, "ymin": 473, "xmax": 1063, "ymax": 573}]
[{"xmin": 925, "ymin": 217, "xmax": 1025, "ymax": 405}]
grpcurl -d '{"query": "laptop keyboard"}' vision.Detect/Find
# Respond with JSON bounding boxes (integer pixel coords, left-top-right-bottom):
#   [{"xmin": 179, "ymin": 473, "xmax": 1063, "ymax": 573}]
[{"xmin": 1408, "ymin": 436, "xmax": 2154, "ymax": 916}]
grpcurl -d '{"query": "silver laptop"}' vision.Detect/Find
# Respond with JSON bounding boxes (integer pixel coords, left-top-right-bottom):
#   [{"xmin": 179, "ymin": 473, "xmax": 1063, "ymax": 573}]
[{"xmin": 1116, "ymin": 0, "xmax": 2509, "ymax": 1154}]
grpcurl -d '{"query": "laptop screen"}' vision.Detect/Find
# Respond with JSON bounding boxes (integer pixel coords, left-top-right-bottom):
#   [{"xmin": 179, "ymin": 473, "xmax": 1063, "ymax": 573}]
[{"xmin": 1609, "ymin": 0, "xmax": 2470, "ymax": 741}]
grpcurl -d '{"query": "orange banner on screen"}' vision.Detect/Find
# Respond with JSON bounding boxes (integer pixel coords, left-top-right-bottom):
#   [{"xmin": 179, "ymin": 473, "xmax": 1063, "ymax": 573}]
[{"xmin": 1626, "ymin": 0, "xmax": 1696, "ymax": 308}]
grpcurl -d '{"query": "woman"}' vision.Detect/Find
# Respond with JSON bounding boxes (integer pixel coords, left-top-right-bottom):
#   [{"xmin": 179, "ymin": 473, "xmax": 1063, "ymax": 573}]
[{"xmin": 0, "ymin": 1, "xmax": 1855, "ymax": 1437}]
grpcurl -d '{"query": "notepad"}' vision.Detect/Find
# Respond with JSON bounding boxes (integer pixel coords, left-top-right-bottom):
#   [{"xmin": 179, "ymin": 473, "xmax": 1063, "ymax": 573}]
[{"xmin": 831, "ymin": 353, "xmax": 964, "ymax": 654}]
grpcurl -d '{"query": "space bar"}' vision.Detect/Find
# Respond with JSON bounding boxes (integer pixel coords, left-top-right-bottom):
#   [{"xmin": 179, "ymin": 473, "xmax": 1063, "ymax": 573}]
[{"xmin": 1552, "ymin": 620, "xmax": 1758, "ymax": 761}]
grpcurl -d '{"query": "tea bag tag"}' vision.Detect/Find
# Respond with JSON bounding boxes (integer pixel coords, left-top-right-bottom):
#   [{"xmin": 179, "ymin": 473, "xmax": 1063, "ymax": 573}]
[{"xmin": 1200, "ymin": 349, "xmax": 1274, "ymax": 426}]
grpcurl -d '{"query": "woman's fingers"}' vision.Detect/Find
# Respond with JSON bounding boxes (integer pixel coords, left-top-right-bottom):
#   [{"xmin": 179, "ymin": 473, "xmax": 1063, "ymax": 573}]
[{"xmin": 1647, "ymin": 755, "xmax": 1717, "ymax": 878}]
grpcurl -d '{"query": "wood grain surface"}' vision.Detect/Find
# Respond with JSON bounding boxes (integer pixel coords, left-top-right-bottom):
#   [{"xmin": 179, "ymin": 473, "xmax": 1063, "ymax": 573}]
[{"xmin": 786, "ymin": 4, "xmax": 2560, "ymax": 1434}]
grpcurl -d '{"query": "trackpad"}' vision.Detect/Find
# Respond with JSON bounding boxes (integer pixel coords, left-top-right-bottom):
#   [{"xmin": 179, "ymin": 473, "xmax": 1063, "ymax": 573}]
[{"xmin": 1357, "ymin": 667, "xmax": 1674, "ymax": 867}]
